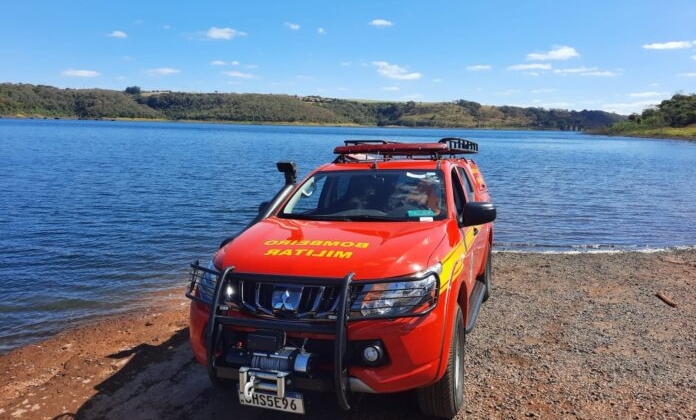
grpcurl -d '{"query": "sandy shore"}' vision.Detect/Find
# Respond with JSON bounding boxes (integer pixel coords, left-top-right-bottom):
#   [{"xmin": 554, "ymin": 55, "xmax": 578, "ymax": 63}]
[{"xmin": 1, "ymin": 250, "xmax": 694, "ymax": 419}]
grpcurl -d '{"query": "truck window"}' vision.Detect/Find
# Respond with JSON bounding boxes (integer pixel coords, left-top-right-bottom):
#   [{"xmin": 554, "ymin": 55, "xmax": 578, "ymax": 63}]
[
  {"xmin": 457, "ymin": 167, "xmax": 475, "ymax": 201},
  {"xmin": 451, "ymin": 168, "xmax": 466, "ymax": 215}
]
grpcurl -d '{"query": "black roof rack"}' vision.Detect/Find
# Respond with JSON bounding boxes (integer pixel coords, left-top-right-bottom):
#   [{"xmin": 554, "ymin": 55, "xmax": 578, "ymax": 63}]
[
  {"xmin": 333, "ymin": 137, "xmax": 478, "ymax": 162},
  {"xmin": 438, "ymin": 137, "xmax": 479, "ymax": 154}
]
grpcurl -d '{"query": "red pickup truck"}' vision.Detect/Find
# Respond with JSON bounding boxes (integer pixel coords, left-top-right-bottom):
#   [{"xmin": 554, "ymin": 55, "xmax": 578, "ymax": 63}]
[{"xmin": 186, "ymin": 137, "xmax": 496, "ymax": 418}]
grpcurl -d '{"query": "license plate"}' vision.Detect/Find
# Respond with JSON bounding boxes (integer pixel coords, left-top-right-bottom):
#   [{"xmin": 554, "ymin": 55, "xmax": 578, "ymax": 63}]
[{"xmin": 238, "ymin": 389, "xmax": 305, "ymax": 414}]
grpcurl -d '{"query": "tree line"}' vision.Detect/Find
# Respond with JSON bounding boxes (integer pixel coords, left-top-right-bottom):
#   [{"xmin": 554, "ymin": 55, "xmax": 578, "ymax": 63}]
[
  {"xmin": 594, "ymin": 93, "xmax": 696, "ymax": 138},
  {"xmin": 624, "ymin": 94, "xmax": 696, "ymax": 128},
  {"xmin": 0, "ymin": 83, "xmax": 625, "ymax": 130}
]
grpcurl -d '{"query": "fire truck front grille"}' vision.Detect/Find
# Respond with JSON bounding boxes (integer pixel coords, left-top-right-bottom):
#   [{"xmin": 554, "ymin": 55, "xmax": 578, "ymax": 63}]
[{"xmin": 236, "ymin": 278, "xmax": 342, "ymax": 321}]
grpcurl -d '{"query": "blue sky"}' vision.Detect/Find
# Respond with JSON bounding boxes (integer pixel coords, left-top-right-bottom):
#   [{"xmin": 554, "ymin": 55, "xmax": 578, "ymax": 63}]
[{"xmin": 2, "ymin": 1, "xmax": 695, "ymax": 115}]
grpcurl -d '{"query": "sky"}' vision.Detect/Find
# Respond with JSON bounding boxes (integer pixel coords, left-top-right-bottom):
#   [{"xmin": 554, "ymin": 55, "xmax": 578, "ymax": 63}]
[{"xmin": 1, "ymin": 1, "xmax": 695, "ymax": 115}]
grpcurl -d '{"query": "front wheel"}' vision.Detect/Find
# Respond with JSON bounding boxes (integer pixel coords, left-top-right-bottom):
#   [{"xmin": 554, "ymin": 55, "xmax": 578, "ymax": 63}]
[{"xmin": 417, "ymin": 305, "xmax": 465, "ymax": 418}]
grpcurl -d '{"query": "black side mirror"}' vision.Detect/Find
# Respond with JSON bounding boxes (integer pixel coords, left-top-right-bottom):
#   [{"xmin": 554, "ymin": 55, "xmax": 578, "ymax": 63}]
[{"xmin": 460, "ymin": 202, "xmax": 496, "ymax": 227}]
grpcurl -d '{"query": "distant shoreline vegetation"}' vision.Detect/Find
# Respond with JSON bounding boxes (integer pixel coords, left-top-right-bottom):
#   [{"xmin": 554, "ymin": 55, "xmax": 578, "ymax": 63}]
[
  {"xmin": 589, "ymin": 93, "xmax": 696, "ymax": 141},
  {"xmin": 1, "ymin": 83, "xmax": 694, "ymax": 139},
  {"xmin": 1, "ymin": 83, "xmax": 623, "ymax": 131}
]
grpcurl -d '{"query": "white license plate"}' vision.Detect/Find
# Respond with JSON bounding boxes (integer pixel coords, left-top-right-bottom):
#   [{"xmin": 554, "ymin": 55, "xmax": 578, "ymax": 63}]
[{"xmin": 238, "ymin": 389, "xmax": 305, "ymax": 414}]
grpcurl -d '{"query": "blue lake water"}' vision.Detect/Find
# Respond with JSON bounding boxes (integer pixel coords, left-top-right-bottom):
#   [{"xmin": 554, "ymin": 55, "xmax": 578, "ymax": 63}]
[{"xmin": 1, "ymin": 118, "xmax": 696, "ymax": 353}]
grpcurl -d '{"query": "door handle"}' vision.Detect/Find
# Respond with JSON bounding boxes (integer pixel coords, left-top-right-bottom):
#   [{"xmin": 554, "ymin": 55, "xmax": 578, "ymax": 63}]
[{"xmin": 473, "ymin": 227, "xmax": 479, "ymax": 236}]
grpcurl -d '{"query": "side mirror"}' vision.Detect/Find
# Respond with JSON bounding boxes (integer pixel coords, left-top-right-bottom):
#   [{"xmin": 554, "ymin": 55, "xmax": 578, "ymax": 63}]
[{"xmin": 460, "ymin": 202, "xmax": 496, "ymax": 227}]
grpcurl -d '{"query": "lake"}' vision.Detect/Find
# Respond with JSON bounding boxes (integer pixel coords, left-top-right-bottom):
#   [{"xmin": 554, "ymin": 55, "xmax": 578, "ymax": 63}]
[{"xmin": 1, "ymin": 118, "xmax": 695, "ymax": 354}]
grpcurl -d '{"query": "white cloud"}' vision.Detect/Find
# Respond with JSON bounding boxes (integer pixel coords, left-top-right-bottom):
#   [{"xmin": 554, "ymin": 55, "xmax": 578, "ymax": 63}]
[
  {"xmin": 507, "ymin": 63, "xmax": 552, "ymax": 71},
  {"xmin": 531, "ymin": 88, "xmax": 556, "ymax": 93},
  {"xmin": 61, "ymin": 69, "xmax": 100, "ymax": 77},
  {"xmin": 107, "ymin": 30, "xmax": 127, "ymax": 39},
  {"xmin": 527, "ymin": 46, "xmax": 579, "ymax": 61},
  {"xmin": 317, "ymin": 27, "xmax": 326, "ymax": 35},
  {"xmin": 678, "ymin": 72, "xmax": 696, "ymax": 77},
  {"xmin": 553, "ymin": 66, "xmax": 597, "ymax": 74},
  {"xmin": 643, "ymin": 41, "xmax": 693, "ymax": 50},
  {"xmin": 211, "ymin": 60, "xmax": 226, "ymax": 66},
  {"xmin": 382, "ymin": 86, "xmax": 400, "ymax": 91},
  {"xmin": 466, "ymin": 64, "xmax": 491, "ymax": 71},
  {"xmin": 369, "ymin": 19, "xmax": 393, "ymax": 28},
  {"xmin": 285, "ymin": 22, "xmax": 300, "ymax": 30},
  {"xmin": 147, "ymin": 68, "xmax": 180, "ymax": 76},
  {"xmin": 553, "ymin": 67, "xmax": 618, "ymax": 77},
  {"xmin": 372, "ymin": 61, "xmax": 421, "ymax": 80},
  {"xmin": 602, "ymin": 100, "xmax": 660, "ymax": 115},
  {"xmin": 222, "ymin": 70, "xmax": 256, "ymax": 79},
  {"xmin": 206, "ymin": 27, "xmax": 247, "ymax": 40},
  {"xmin": 629, "ymin": 91, "xmax": 665, "ymax": 98},
  {"xmin": 580, "ymin": 70, "xmax": 618, "ymax": 77}
]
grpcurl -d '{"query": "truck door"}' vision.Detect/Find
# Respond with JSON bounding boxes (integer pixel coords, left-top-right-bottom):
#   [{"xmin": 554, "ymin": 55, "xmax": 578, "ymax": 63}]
[
  {"xmin": 450, "ymin": 168, "xmax": 476, "ymax": 290},
  {"xmin": 455, "ymin": 166, "xmax": 486, "ymax": 274}
]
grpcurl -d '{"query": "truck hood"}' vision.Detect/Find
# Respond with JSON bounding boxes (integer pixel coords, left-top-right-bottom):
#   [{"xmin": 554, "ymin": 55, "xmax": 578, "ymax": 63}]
[{"xmin": 216, "ymin": 217, "xmax": 449, "ymax": 280}]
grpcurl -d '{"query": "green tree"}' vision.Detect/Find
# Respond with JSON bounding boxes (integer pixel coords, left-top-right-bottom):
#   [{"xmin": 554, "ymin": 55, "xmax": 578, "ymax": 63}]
[{"xmin": 124, "ymin": 86, "xmax": 141, "ymax": 95}]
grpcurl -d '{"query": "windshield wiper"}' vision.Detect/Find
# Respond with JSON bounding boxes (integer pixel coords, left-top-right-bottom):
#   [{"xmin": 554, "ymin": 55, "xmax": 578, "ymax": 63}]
[
  {"xmin": 280, "ymin": 213, "xmax": 402, "ymax": 222},
  {"xmin": 332, "ymin": 215, "xmax": 400, "ymax": 222}
]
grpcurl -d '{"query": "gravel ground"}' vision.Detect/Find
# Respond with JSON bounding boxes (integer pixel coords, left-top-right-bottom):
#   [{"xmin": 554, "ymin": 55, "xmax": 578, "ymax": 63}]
[{"xmin": 1, "ymin": 249, "xmax": 694, "ymax": 420}]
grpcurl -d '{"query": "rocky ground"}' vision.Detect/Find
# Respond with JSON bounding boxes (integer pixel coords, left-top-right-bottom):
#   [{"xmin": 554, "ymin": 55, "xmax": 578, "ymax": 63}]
[{"xmin": 1, "ymin": 249, "xmax": 694, "ymax": 420}]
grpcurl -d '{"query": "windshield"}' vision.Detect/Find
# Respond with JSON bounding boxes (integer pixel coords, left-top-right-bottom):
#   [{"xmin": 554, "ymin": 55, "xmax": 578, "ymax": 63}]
[{"xmin": 279, "ymin": 170, "xmax": 446, "ymax": 221}]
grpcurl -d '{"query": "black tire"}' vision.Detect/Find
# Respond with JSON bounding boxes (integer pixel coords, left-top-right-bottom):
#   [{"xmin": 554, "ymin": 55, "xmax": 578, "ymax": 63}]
[
  {"xmin": 417, "ymin": 305, "xmax": 465, "ymax": 418},
  {"xmin": 479, "ymin": 246, "xmax": 492, "ymax": 302}
]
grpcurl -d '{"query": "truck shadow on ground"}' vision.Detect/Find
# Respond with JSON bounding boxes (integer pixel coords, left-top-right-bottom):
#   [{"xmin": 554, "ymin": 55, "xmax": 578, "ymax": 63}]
[{"xmin": 67, "ymin": 328, "xmax": 430, "ymax": 420}]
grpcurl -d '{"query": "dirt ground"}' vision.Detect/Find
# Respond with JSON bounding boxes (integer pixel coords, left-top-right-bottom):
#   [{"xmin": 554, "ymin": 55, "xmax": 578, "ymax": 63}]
[{"xmin": 1, "ymin": 249, "xmax": 695, "ymax": 420}]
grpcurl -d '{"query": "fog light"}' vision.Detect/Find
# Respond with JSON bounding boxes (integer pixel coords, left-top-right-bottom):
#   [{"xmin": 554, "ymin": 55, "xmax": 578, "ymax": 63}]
[{"xmin": 362, "ymin": 344, "xmax": 384, "ymax": 365}]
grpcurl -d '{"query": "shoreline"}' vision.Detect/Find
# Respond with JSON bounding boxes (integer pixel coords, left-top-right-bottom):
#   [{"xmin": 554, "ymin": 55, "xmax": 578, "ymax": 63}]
[
  {"xmin": 2, "ymin": 249, "xmax": 695, "ymax": 419},
  {"xmin": 0, "ymin": 284, "xmax": 189, "ymax": 357}
]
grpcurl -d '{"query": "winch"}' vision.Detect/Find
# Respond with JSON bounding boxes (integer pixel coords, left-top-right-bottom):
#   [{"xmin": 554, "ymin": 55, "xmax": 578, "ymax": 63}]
[
  {"xmin": 239, "ymin": 346, "xmax": 315, "ymax": 399},
  {"xmin": 233, "ymin": 330, "xmax": 316, "ymax": 399}
]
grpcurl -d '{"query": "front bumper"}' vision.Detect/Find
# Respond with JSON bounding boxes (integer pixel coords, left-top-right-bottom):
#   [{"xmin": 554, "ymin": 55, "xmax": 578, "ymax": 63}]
[{"xmin": 186, "ymin": 263, "xmax": 445, "ymax": 409}]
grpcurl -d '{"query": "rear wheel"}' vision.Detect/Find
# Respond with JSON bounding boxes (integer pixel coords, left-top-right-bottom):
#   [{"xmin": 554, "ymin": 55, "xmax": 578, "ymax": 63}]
[{"xmin": 417, "ymin": 305, "xmax": 465, "ymax": 418}]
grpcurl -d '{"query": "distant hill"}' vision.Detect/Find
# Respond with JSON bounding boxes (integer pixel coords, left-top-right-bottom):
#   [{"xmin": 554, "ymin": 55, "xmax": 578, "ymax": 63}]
[{"xmin": 0, "ymin": 83, "xmax": 625, "ymax": 130}]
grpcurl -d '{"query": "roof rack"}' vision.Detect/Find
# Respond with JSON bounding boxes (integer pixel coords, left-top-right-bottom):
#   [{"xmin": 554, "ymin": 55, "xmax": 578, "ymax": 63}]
[
  {"xmin": 333, "ymin": 137, "xmax": 478, "ymax": 162},
  {"xmin": 438, "ymin": 137, "xmax": 479, "ymax": 154}
]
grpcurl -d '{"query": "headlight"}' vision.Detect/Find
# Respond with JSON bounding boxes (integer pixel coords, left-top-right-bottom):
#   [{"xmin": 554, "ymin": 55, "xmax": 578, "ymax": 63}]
[
  {"xmin": 352, "ymin": 263, "xmax": 441, "ymax": 318},
  {"xmin": 197, "ymin": 259, "xmax": 218, "ymax": 304}
]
